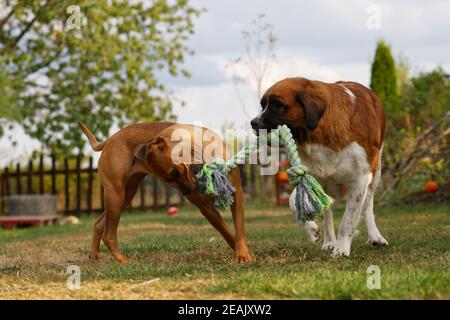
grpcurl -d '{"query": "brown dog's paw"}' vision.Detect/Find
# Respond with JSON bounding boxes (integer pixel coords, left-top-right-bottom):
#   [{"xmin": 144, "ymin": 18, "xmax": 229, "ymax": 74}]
[
  {"xmin": 88, "ymin": 252, "xmax": 101, "ymax": 260},
  {"xmin": 235, "ymin": 250, "xmax": 254, "ymax": 264},
  {"xmin": 115, "ymin": 255, "xmax": 129, "ymax": 265}
]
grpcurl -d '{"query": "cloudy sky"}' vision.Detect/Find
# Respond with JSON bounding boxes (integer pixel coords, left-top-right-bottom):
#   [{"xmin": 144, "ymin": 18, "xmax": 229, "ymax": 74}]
[
  {"xmin": 169, "ymin": 0, "xmax": 450, "ymax": 130},
  {"xmin": 1, "ymin": 0, "xmax": 449, "ymax": 162}
]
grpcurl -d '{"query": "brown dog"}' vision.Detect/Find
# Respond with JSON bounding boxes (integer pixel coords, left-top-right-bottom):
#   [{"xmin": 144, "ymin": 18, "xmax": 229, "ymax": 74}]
[{"xmin": 79, "ymin": 122, "xmax": 253, "ymax": 263}]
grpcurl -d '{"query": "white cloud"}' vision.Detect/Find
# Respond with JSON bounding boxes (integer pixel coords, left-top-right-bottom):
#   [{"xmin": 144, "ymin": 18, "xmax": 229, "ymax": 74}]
[
  {"xmin": 218, "ymin": 52, "xmax": 342, "ymax": 90},
  {"xmin": 173, "ymin": 51, "xmax": 359, "ymax": 130},
  {"xmin": 173, "ymin": 82, "xmax": 253, "ymax": 130}
]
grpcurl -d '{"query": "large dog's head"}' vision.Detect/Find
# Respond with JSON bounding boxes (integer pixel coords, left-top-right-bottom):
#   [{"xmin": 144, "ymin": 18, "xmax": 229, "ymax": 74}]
[
  {"xmin": 132, "ymin": 136, "xmax": 200, "ymax": 195},
  {"xmin": 250, "ymin": 77, "xmax": 329, "ymax": 139}
]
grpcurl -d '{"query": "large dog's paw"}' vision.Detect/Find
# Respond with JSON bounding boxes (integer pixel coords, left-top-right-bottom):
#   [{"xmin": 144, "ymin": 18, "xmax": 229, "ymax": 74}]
[
  {"xmin": 367, "ymin": 235, "xmax": 389, "ymax": 247},
  {"xmin": 303, "ymin": 221, "xmax": 320, "ymax": 244},
  {"xmin": 321, "ymin": 241, "xmax": 335, "ymax": 251},
  {"xmin": 330, "ymin": 240, "xmax": 351, "ymax": 258}
]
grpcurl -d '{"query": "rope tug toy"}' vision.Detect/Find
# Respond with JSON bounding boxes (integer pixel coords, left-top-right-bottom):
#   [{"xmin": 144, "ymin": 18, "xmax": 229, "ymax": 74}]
[{"xmin": 196, "ymin": 125, "xmax": 333, "ymax": 222}]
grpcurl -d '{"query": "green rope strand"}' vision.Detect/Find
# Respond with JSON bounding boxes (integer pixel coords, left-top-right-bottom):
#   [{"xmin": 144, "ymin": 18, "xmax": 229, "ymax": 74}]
[{"xmin": 275, "ymin": 125, "xmax": 333, "ymax": 222}]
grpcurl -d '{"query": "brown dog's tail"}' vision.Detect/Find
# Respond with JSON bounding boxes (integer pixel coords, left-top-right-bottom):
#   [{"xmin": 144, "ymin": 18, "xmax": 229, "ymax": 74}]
[{"xmin": 78, "ymin": 121, "xmax": 107, "ymax": 152}]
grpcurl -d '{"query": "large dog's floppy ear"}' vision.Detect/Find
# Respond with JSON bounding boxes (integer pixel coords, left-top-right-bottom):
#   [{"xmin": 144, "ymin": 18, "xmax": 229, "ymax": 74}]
[
  {"xmin": 295, "ymin": 85, "xmax": 326, "ymax": 130},
  {"xmin": 132, "ymin": 143, "xmax": 148, "ymax": 165}
]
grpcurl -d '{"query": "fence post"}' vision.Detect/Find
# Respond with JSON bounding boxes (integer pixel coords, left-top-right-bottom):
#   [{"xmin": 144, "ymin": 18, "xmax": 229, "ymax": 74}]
[
  {"xmin": 39, "ymin": 154, "xmax": 44, "ymax": 194},
  {"xmin": 250, "ymin": 165, "xmax": 256, "ymax": 199},
  {"xmin": 274, "ymin": 174, "xmax": 280, "ymax": 206},
  {"xmin": 64, "ymin": 158, "xmax": 70, "ymax": 214},
  {"xmin": 27, "ymin": 160, "xmax": 33, "ymax": 194},
  {"xmin": 0, "ymin": 174, "xmax": 3, "ymax": 212},
  {"xmin": 1, "ymin": 168, "xmax": 10, "ymax": 217},
  {"xmin": 87, "ymin": 157, "xmax": 93, "ymax": 214},
  {"xmin": 140, "ymin": 178, "xmax": 146, "ymax": 212},
  {"xmin": 4, "ymin": 167, "xmax": 10, "ymax": 197},
  {"xmin": 239, "ymin": 164, "xmax": 247, "ymax": 188},
  {"xmin": 51, "ymin": 155, "xmax": 56, "ymax": 195},
  {"xmin": 165, "ymin": 185, "xmax": 171, "ymax": 207},
  {"xmin": 76, "ymin": 157, "xmax": 81, "ymax": 215},
  {"xmin": 152, "ymin": 177, "xmax": 158, "ymax": 210},
  {"xmin": 16, "ymin": 163, "xmax": 21, "ymax": 195},
  {"xmin": 179, "ymin": 191, "xmax": 185, "ymax": 206}
]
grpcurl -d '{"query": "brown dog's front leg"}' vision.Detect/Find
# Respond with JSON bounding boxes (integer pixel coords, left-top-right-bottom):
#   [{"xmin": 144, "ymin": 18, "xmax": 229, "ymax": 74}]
[
  {"xmin": 187, "ymin": 194, "xmax": 235, "ymax": 249},
  {"xmin": 229, "ymin": 169, "xmax": 253, "ymax": 263},
  {"xmin": 200, "ymin": 206, "xmax": 236, "ymax": 250}
]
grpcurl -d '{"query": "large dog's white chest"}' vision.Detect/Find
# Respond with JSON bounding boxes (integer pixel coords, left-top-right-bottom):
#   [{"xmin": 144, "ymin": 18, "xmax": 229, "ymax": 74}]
[{"xmin": 297, "ymin": 142, "xmax": 371, "ymax": 184}]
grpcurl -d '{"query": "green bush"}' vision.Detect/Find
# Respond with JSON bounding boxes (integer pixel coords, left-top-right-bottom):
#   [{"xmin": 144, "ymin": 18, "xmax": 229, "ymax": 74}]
[{"xmin": 370, "ymin": 40, "xmax": 399, "ymax": 116}]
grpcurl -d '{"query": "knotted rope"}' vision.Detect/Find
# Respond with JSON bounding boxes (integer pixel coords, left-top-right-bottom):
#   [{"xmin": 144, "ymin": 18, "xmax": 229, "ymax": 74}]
[{"xmin": 196, "ymin": 125, "xmax": 333, "ymax": 221}]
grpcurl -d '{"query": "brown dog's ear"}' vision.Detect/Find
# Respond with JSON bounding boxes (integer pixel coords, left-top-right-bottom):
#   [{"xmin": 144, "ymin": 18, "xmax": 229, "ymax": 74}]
[
  {"xmin": 148, "ymin": 136, "xmax": 168, "ymax": 151},
  {"xmin": 132, "ymin": 143, "xmax": 148, "ymax": 165},
  {"xmin": 295, "ymin": 85, "xmax": 326, "ymax": 130}
]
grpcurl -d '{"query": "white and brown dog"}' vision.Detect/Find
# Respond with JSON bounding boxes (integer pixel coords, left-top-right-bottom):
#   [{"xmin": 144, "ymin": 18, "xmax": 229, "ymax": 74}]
[{"xmin": 251, "ymin": 77, "xmax": 388, "ymax": 257}]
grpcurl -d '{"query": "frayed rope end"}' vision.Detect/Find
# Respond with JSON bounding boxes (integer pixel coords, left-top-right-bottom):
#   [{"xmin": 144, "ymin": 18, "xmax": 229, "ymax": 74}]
[
  {"xmin": 196, "ymin": 163, "xmax": 236, "ymax": 211},
  {"xmin": 294, "ymin": 174, "xmax": 334, "ymax": 222}
]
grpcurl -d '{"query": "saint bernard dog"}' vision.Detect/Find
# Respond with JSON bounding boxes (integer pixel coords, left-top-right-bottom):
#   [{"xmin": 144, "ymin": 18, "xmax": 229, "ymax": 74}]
[{"xmin": 251, "ymin": 77, "xmax": 388, "ymax": 257}]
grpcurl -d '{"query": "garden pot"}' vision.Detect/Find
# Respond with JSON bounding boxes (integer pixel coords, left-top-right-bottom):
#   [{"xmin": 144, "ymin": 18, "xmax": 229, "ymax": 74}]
[{"xmin": 5, "ymin": 195, "xmax": 58, "ymax": 216}]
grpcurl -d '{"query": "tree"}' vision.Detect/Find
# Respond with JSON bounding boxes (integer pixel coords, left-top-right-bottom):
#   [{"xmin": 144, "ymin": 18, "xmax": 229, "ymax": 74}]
[
  {"xmin": 395, "ymin": 53, "xmax": 410, "ymax": 95},
  {"xmin": 370, "ymin": 40, "xmax": 398, "ymax": 116},
  {"xmin": 0, "ymin": 60, "xmax": 22, "ymax": 135},
  {"xmin": 0, "ymin": 0, "xmax": 201, "ymax": 155},
  {"xmin": 380, "ymin": 63, "xmax": 450, "ymax": 200},
  {"xmin": 403, "ymin": 67, "xmax": 450, "ymax": 125},
  {"xmin": 226, "ymin": 14, "xmax": 277, "ymax": 120}
]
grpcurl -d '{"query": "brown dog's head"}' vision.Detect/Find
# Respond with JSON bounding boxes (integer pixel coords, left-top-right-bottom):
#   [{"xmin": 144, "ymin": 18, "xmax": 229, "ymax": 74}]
[
  {"xmin": 132, "ymin": 137, "xmax": 201, "ymax": 195},
  {"xmin": 250, "ymin": 77, "xmax": 329, "ymax": 139}
]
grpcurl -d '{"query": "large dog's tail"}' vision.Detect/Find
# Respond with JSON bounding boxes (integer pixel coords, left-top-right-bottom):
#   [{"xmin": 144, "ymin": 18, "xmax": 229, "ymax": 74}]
[{"xmin": 78, "ymin": 121, "xmax": 107, "ymax": 152}]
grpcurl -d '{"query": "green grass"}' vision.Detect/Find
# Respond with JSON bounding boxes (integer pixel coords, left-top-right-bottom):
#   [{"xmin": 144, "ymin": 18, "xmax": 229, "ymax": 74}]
[{"xmin": 0, "ymin": 203, "xmax": 449, "ymax": 299}]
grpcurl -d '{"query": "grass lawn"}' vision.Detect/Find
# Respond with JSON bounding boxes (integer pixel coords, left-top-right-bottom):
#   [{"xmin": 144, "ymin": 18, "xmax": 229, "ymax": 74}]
[{"xmin": 0, "ymin": 202, "xmax": 449, "ymax": 299}]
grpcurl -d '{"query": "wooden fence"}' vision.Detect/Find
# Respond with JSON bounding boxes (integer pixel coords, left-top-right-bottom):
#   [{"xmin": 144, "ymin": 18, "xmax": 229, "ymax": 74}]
[{"xmin": 0, "ymin": 156, "xmax": 270, "ymax": 215}]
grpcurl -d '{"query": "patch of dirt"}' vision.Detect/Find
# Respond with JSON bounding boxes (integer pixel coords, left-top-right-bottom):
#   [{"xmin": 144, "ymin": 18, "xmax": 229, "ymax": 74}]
[{"xmin": 0, "ymin": 278, "xmax": 250, "ymax": 300}]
